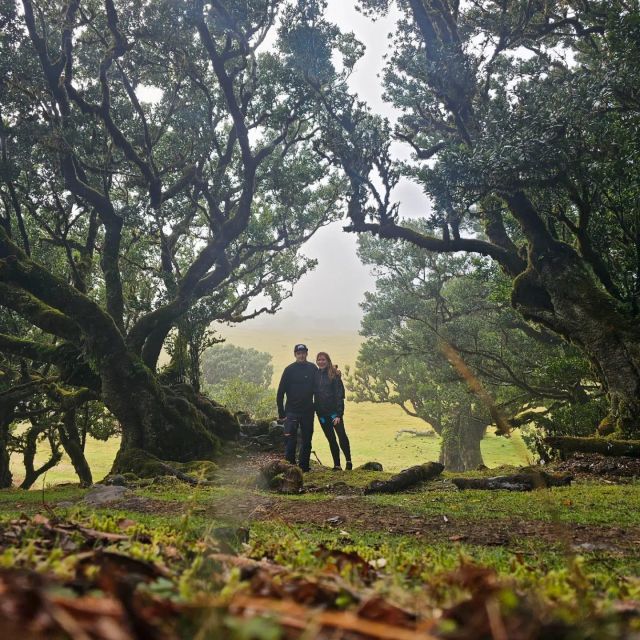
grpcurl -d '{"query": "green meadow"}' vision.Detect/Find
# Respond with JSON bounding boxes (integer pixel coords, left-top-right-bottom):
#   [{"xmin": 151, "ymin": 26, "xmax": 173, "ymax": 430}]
[{"xmin": 10, "ymin": 328, "xmax": 530, "ymax": 487}]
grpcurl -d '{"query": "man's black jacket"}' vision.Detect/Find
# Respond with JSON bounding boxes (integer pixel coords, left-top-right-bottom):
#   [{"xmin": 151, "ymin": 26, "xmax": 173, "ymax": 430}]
[
  {"xmin": 314, "ymin": 368, "xmax": 345, "ymax": 417},
  {"xmin": 276, "ymin": 361, "xmax": 318, "ymax": 416}
]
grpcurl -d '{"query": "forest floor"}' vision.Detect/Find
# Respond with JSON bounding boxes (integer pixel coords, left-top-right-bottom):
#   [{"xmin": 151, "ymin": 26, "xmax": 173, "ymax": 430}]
[{"xmin": 0, "ymin": 449, "xmax": 639, "ymax": 639}]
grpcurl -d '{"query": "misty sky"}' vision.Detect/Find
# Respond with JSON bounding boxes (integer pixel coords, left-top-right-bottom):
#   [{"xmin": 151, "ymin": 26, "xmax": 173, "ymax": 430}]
[{"xmin": 239, "ymin": 2, "xmax": 431, "ymax": 332}]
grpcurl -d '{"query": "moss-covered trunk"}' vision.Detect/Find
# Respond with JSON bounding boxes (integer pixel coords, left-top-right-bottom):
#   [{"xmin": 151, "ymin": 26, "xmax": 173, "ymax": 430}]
[
  {"xmin": 20, "ymin": 420, "xmax": 62, "ymax": 490},
  {"xmin": 99, "ymin": 353, "xmax": 238, "ymax": 473},
  {"xmin": 0, "ymin": 229, "xmax": 238, "ymax": 474},
  {"xmin": 57, "ymin": 409, "xmax": 92, "ymax": 487},
  {"xmin": 513, "ymin": 243, "xmax": 640, "ymax": 438},
  {"xmin": 439, "ymin": 414, "xmax": 486, "ymax": 472},
  {"xmin": 0, "ymin": 403, "xmax": 13, "ymax": 489}
]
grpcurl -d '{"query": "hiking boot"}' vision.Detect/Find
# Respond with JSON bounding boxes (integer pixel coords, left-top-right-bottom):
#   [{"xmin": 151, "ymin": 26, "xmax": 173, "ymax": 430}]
[
  {"xmin": 332, "ymin": 465, "xmax": 342, "ymax": 471},
  {"xmin": 345, "ymin": 461, "xmax": 353, "ymax": 471}
]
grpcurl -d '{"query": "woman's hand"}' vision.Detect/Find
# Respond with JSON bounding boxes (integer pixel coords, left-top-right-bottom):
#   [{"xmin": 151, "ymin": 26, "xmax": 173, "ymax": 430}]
[{"xmin": 332, "ymin": 416, "xmax": 341, "ymax": 426}]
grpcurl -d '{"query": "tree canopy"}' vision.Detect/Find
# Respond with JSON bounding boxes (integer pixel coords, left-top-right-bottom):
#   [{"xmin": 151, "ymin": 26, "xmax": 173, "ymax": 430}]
[
  {"xmin": 0, "ymin": 0, "xmax": 349, "ymax": 472},
  {"xmin": 348, "ymin": 229, "xmax": 604, "ymax": 470},
  {"xmin": 202, "ymin": 343, "xmax": 273, "ymax": 390},
  {"xmin": 315, "ymin": 0, "xmax": 640, "ymax": 438}
]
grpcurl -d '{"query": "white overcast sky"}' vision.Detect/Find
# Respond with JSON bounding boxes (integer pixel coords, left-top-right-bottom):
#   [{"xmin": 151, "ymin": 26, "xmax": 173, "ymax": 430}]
[{"xmin": 239, "ymin": 1, "xmax": 430, "ymax": 332}]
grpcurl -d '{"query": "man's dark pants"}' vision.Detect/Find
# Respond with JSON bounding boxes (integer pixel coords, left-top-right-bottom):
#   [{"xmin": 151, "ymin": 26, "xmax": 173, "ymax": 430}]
[{"xmin": 284, "ymin": 411, "xmax": 314, "ymax": 471}]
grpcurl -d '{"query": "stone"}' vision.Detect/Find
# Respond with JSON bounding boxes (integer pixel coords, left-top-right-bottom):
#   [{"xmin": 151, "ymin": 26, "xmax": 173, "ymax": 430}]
[
  {"xmin": 104, "ymin": 474, "xmax": 127, "ymax": 486},
  {"xmin": 83, "ymin": 484, "xmax": 130, "ymax": 506},
  {"xmin": 358, "ymin": 461, "xmax": 384, "ymax": 472}
]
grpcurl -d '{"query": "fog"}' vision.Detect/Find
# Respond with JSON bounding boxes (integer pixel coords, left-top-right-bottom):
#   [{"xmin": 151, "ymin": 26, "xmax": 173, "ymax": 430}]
[{"xmin": 240, "ymin": 2, "xmax": 430, "ymax": 333}]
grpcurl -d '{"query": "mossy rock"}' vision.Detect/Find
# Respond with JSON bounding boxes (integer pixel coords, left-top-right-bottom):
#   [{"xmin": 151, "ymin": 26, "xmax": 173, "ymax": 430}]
[
  {"xmin": 597, "ymin": 414, "xmax": 616, "ymax": 436},
  {"xmin": 257, "ymin": 460, "xmax": 303, "ymax": 494},
  {"xmin": 358, "ymin": 461, "xmax": 384, "ymax": 472},
  {"xmin": 176, "ymin": 460, "xmax": 218, "ymax": 481},
  {"xmin": 111, "ymin": 448, "xmax": 168, "ymax": 477}
]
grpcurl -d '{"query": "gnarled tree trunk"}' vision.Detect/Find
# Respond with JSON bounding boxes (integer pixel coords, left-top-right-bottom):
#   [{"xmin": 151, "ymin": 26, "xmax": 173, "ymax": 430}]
[
  {"xmin": 57, "ymin": 409, "xmax": 92, "ymax": 487},
  {"xmin": 0, "ymin": 401, "xmax": 13, "ymax": 489},
  {"xmin": 19, "ymin": 419, "xmax": 63, "ymax": 490},
  {"xmin": 101, "ymin": 353, "xmax": 238, "ymax": 473},
  {"xmin": 439, "ymin": 414, "xmax": 487, "ymax": 472},
  {"xmin": 512, "ymin": 240, "xmax": 640, "ymax": 438}
]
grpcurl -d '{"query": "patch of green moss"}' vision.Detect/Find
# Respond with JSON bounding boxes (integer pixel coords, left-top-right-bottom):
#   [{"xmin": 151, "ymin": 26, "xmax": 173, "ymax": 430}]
[
  {"xmin": 176, "ymin": 460, "xmax": 219, "ymax": 481},
  {"xmin": 597, "ymin": 414, "xmax": 616, "ymax": 436},
  {"xmin": 110, "ymin": 447, "xmax": 168, "ymax": 477}
]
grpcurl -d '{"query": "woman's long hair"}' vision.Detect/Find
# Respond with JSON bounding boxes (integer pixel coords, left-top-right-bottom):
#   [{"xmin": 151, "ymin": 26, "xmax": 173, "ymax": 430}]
[{"xmin": 316, "ymin": 351, "xmax": 336, "ymax": 380}]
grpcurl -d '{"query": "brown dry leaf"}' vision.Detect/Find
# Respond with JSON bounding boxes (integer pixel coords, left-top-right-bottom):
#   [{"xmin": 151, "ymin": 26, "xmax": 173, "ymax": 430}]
[
  {"xmin": 76, "ymin": 550, "xmax": 169, "ymax": 592},
  {"xmin": 77, "ymin": 527, "xmax": 130, "ymax": 543},
  {"xmin": 314, "ymin": 544, "xmax": 378, "ymax": 584},
  {"xmin": 357, "ymin": 595, "xmax": 417, "ymax": 629},
  {"xmin": 52, "ymin": 595, "xmax": 124, "ymax": 618},
  {"xmin": 282, "ymin": 577, "xmax": 332, "ymax": 606},
  {"xmin": 445, "ymin": 563, "xmax": 499, "ymax": 591},
  {"xmin": 31, "ymin": 514, "xmax": 50, "ymax": 527},
  {"xmin": 117, "ymin": 518, "xmax": 138, "ymax": 531},
  {"xmin": 228, "ymin": 594, "xmax": 438, "ymax": 640},
  {"xmin": 162, "ymin": 545, "xmax": 182, "ymax": 560}
]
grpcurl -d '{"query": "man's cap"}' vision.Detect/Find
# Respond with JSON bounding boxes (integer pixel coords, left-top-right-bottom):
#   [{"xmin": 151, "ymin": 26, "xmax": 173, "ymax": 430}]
[{"xmin": 294, "ymin": 343, "xmax": 308, "ymax": 352}]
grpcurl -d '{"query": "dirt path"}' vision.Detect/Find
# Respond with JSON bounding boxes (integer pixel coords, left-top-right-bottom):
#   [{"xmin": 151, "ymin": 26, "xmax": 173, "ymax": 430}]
[
  {"xmin": 208, "ymin": 492, "xmax": 638, "ymax": 554},
  {"xmin": 90, "ymin": 452, "xmax": 640, "ymax": 555},
  {"xmin": 111, "ymin": 489, "xmax": 639, "ymax": 555}
]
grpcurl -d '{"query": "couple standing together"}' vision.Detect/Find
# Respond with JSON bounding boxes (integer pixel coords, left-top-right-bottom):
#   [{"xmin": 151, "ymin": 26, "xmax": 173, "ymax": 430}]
[{"xmin": 276, "ymin": 344, "xmax": 352, "ymax": 473}]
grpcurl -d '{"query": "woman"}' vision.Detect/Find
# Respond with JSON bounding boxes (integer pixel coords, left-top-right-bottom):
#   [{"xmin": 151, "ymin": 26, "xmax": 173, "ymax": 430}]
[{"xmin": 315, "ymin": 352, "xmax": 352, "ymax": 471}]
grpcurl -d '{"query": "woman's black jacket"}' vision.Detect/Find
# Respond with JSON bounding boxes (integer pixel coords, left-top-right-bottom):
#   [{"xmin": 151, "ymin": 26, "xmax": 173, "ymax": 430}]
[{"xmin": 314, "ymin": 368, "xmax": 345, "ymax": 417}]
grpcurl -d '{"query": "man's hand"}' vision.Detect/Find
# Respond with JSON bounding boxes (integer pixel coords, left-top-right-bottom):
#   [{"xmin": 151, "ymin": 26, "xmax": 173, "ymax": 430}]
[{"xmin": 332, "ymin": 416, "xmax": 341, "ymax": 426}]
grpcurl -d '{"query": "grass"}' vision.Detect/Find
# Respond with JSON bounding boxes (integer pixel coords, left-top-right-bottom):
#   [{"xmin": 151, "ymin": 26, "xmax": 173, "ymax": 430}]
[
  {"xmin": 367, "ymin": 480, "xmax": 640, "ymax": 526},
  {"xmin": 11, "ymin": 422, "xmax": 528, "ymax": 487},
  {"xmin": 1, "ymin": 460, "xmax": 639, "ymax": 637},
  {"xmin": 9, "ymin": 435, "xmax": 118, "ymax": 487},
  {"xmin": 1, "ymin": 475, "xmax": 638, "ymax": 615},
  {"xmin": 2, "ymin": 338, "xmax": 638, "ymax": 635},
  {"xmin": 9, "ymin": 327, "xmax": 529, "ymax": 487},
  {"xmin": 220, "ymin": 326, "xmax": 530, "ymax": 472}
]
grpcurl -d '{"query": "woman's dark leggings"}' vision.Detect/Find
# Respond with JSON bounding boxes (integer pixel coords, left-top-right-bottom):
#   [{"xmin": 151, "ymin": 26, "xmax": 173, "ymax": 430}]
[{"xmin": 319, "ymin": 416, "xmax": 351, "ymax": 467}]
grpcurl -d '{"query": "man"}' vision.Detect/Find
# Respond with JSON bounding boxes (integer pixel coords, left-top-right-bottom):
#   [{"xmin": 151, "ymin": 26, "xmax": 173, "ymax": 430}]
[{"xmin": 276, "ymin": 344, "xmax": 317, "ymax": 472}]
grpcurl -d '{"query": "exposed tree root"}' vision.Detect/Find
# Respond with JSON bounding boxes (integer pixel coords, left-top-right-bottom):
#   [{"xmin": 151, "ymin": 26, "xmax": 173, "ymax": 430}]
[
  {"xmin": 452, "ymin": 470, "xmax": 572, "ymax": 491},
  {"xmin": 364, "ymin": 462, "xmax": 444, "ymax": 494},
  {"xmin": 545, "ymin": 436, "xmax": 640, "ymax": 458}
]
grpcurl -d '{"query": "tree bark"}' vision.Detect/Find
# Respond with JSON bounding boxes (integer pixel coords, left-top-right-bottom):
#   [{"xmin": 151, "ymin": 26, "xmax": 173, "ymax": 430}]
[
  {"xmin": 452, "ymin": 471, "xmax": 572, "ymax": 491},
  {"xmin": 19, "ymin": 421, "xmax": 62, "ymax": 490},
  {"xmin": 544, "ymin": 436, "xmax": 640, "ymax": 458},
  {"xmin": 364, "ymin": 462, "xmax": 444, "ymax": 494},
  {"xmin": 439, "ymin": 414, "xmax": 486, "ymax": 472},
  {"xmin": 57, "ymin": 409, "xmax": 92, "ymax": 487},
  {"xmin": 0, "ymin": 402, "xmax": 13, "ymax": 489},
  {"xmin": 100, "ymin": 355, "xmax": 238, "ymax": 469},
  {"xmin": 512, "ymin": 243, "xmax": 640, "ymax": 438}
]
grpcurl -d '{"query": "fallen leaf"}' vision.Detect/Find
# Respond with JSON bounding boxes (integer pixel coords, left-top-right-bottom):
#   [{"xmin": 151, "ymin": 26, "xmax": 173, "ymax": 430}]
[
  {"xmin": 314, "ymin": 545, "xmax": 377, "ymax": 584},
  {"xmin": 117, "ymin": 518, "xmax": 137, "ymax": 530},
  {"xmin": 358, "ymin": 595, "xmax": 416, "ymax": 628},
  {"xmin": 32, "ymin": 514, "xmax": 50, "ymax": 526}
]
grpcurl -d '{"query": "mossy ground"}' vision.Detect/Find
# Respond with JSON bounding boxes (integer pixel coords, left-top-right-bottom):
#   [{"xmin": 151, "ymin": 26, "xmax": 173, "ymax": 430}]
[{"xmin": 1, "ymin": 453, "xmax": 639, "ymax": 638}]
